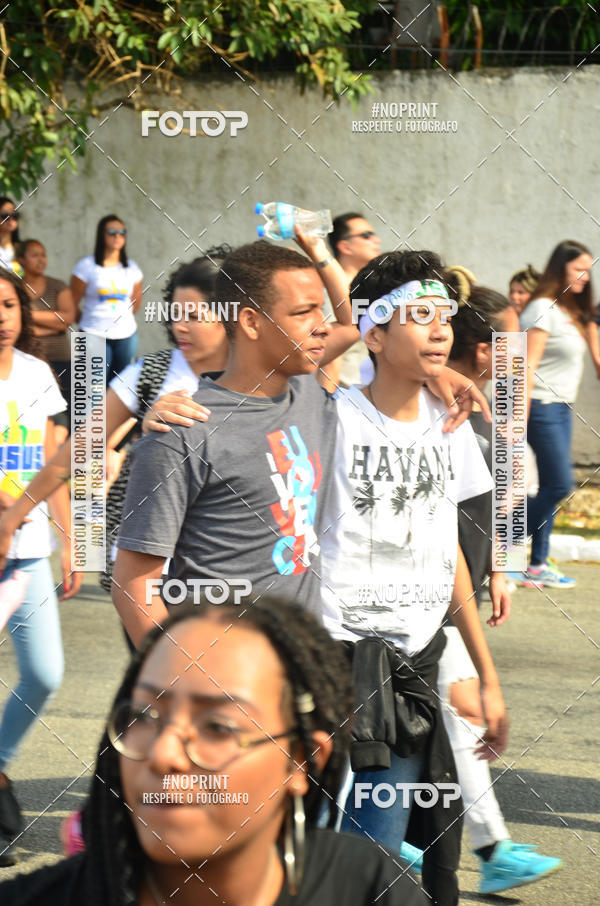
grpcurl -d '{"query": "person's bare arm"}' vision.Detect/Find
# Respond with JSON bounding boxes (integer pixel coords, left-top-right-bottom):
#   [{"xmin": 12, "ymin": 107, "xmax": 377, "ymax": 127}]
[
  {"xmin": 448, "ymin": 544, "xmax": 509, "ymax": 760},
  {"xmin": 524, "ymin": 328, "xmax": 547, "ymax": 418},
  {"xmin": 32, "ymin": 325, "xmax": 57, "ymax": 337},
  {"xmin": 70, "ymin": 275, "xmax": 87, "ymax": 319},
  {"xmin": 585, "ymin": 319, "xmax": 600, "ymax": 379},
  {"xmin": 428, "ymin": 366, "xmax": 492, "ymax": 433},
  {"xmin": 293, "ymin": 228, "xmax": 360, "ymax": 367},
  {"xmin": 31, "ymin": 287, "xmax": 77, "ymax": 333},
  {"xmin": 487, "ymin": 569, "xmax": 512, "ymax": 627},
  {"xmin": 112, "ymin": 549, "xmax": 168, "ymax": 647},
  {"xmin": 43, "ymin": 421, "xmax": 83, "ymax": 601},
  {"xmin": 130, "ymin": 280, "xmax": 143, "ymax": 314}
]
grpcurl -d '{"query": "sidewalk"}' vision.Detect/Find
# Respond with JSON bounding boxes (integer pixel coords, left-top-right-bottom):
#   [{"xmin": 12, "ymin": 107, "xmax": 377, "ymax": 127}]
[{"xmin": 1, "ymin": 564, "xmax": 598, "ymax": 902}]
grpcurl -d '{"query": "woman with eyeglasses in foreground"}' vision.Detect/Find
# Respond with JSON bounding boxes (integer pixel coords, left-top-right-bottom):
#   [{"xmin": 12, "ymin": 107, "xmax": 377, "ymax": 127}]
[
  {"xmin": 1, "ymin": 597, "xmax": 427, "ymax": 906},
  {"xmin": 71, "ymin": 214, "xmax": 143, "ymax": 382}
]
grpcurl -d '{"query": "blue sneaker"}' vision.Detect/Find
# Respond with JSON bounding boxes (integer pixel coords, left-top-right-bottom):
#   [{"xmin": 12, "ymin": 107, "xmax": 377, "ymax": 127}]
[
  {"xmin": 479, "ymin": 840, "xmax": 562, "ymax": 894},
  {"xmin": 399, "ymin": 841, "xmax": 423, "ymax": 874},
  {"xmin": 522, "ymin": 563, "xmax": 576, "ymax": 589}
]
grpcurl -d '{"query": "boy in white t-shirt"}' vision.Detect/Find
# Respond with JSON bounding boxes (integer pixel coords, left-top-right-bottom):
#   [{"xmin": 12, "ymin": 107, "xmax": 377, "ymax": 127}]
[{"xmin": 319, "ymin": 250, "xmax": 508, "ymax": 906}]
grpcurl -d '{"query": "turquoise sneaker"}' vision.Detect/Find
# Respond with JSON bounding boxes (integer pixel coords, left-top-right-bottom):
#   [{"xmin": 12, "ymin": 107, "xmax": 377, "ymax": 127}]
[
  {"xmin": 522, "ymin": 564, "xmax": 576, "ymax": 589},
  {"xmin": 479, "ymin": 840, "xmax": 562, "ymax": 894},
  {"xmin": 399, "ymin": 841, "xmax": 423, "ymax": 874}
]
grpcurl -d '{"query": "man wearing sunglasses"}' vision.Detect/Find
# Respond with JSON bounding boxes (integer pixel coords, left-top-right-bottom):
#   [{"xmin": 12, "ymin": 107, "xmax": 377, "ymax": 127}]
[{"xmin": 326, "ymin": 213, "xmax": 381, "ymax": 387}]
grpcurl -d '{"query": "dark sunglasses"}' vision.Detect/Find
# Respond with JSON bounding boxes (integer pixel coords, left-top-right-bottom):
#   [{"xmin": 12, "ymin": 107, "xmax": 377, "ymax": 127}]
[
  {"xmin": 106, "ymin": 227, "xmax": 126, "ymax": 236},
  {"xmin": 0, "ymin": 211, "xmax": 20, "ymax": 222},
  {"xmin": 345, "ymin": 230, "xmax": 376, "ymax": 240}
]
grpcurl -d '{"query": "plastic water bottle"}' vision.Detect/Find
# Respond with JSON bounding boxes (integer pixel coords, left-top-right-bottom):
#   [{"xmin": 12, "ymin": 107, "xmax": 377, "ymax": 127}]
[{"xmin": 255, "ymin": 202, "xmax": 333, "ymax": 240}]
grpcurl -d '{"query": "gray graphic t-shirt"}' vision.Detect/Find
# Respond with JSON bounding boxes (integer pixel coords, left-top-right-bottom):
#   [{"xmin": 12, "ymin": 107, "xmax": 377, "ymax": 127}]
[{"xmin": 117, "ymin": 374, "xmax": 336, "ymax": 611}]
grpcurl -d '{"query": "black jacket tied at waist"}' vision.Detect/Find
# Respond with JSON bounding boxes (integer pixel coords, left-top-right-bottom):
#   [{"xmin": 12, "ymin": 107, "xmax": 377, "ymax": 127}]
[{"xmin": 348, "ymin": 628, "xmax": 462, "ymax": 906}]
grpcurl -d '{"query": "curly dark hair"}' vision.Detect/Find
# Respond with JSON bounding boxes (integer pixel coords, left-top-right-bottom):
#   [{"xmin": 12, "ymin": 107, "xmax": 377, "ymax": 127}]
[
  {"xmin": 18, "ymin": 596, "xmax": 353, "ymax": 905},
  {"xmin": 0, "ymin": 267, "xmax": 41, "ymax": 358},
  {"xmin": 161, "ymin": 245, "xmax": 233, "ymax": 345}
]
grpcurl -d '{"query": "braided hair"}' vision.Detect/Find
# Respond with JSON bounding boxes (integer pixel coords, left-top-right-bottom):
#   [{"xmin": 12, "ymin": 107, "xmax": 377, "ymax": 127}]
[{"xmin": 49, "ymin": 595, "xmax": 353, "ymax": 905}]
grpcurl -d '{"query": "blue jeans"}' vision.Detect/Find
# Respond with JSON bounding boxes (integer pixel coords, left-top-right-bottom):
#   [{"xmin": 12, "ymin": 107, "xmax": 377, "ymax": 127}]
[
  {"xmin": 527, "ymin": 400, "xmax": 573, "ymax": 566},
  {"xmin": 105, "ymin": 333, "xmax": 138, "ymax": 384},
  {"xmin": 0, "ymin": 559, "xmax": 64, "ymax": 771},
  {"xmin": 340, "ymin": 749, "xmax": 425, "ymax": 851}
]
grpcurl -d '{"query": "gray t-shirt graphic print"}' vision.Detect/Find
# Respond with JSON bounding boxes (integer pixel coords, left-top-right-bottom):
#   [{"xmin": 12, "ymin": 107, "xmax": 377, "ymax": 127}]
[{"xmin": 117, "ymin": 375, "xmax": 337, "ymax": 610}]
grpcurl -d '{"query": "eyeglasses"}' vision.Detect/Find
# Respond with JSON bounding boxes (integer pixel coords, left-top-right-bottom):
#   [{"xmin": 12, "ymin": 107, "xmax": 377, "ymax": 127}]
[
  {"xmin": 106, "ymin": 228, "xmax": 126, "ymax": 236},
  {"xmin": 0, "ymin": 211, "xmax": 19, "ymax": 223},
  {"xmin": 344, "ymin": 230, "xmax": 377, "ymax": 240},
  {"xmin": 108, "ymin": 700, "xmax": 298, "ymax": 771}
]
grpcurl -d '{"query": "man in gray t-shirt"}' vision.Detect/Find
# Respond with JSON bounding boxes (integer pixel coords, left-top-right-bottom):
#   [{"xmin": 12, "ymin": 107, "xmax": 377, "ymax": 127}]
[
  {"xmin": 118, "ymin": 373, "xmax": 336, "ymax": 613},
  {"xmin": 113, "ymin": 239, "xmax": 359, "ymax": 645}
]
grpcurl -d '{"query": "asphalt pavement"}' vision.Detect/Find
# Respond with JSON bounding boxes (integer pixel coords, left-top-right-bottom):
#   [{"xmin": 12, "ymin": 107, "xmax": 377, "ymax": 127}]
[{"xmin": 0, "ymin": 560, "xmax": 598, "ymax": 903}]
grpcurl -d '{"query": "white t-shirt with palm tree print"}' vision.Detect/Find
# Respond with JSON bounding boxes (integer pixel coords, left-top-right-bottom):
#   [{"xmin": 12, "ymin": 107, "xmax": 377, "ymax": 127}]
[{"xmin": 320, "ymin": 385, "xmax": 493, "ymax": 656}]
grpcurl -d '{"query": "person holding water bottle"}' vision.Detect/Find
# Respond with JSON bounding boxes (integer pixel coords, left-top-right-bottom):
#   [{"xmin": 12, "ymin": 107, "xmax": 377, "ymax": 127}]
[{"xmin": 255, "ymin": 203, "xmax": 358, "ymax": 393}]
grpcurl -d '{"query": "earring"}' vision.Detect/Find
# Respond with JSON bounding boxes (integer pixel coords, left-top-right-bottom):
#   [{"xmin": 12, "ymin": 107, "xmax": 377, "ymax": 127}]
[{"xmin": 283, "ymin": 794, "xmax": 306, "ymax": 895}]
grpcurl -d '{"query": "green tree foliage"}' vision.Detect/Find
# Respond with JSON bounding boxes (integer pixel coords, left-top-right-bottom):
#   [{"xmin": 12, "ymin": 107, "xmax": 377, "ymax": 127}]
[{"xmin": 0, "ymin": 0, "xmax": 373, "ymax": 197}]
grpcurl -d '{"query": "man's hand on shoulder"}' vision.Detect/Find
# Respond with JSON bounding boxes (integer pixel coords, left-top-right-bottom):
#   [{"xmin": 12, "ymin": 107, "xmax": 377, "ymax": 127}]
[{"xmin": 142, "ymin": 390, "xmax": 211, "ymax": 434}]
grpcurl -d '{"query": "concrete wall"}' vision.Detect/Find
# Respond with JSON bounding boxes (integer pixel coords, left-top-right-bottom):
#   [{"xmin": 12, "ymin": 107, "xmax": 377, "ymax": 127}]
[{"xmin": 18, "ymin": 66, "xmax": 600, "ymax": 464}]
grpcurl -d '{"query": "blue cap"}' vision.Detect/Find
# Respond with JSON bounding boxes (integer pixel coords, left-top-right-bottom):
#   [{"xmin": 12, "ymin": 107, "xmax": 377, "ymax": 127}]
[
  {"xmin": 256, "ymin": 224, "xmax": 265, "ymax": 237},
  {"xmin": 254, "ymin": 202, "xmax": 263, "ymax": 214}
]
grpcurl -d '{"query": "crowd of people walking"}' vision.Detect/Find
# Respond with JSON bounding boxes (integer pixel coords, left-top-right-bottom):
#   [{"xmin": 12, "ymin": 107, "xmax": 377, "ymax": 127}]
[{"xmin": 0, "ymin": 198, "xmax": 598, "ymax": 905}]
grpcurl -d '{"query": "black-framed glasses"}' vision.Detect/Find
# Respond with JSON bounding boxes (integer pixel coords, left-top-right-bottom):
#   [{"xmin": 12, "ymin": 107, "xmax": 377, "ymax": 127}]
[
  {"xmin": 344, "ymin": 230, "xmax": 376, "ymax": 240},
  {"xmin": 108, "ymin": 700, "xmax": 298, "ymax": 771},
  {"xmin": 0, "ymin": 211, "xmax": 19, "ymax": 223},
  {"xmin": 106, "ymin": 227, "xmax": 126, "ymax": 236}
]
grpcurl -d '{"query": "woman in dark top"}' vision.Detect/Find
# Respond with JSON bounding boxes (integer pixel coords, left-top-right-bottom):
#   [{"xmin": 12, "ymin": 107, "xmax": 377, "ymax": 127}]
[
  {"xmin": 19, "ymin": 239, "xmax": 76, "ymax": 444},
  {"xmin": 0, "ymin": 596, "xmax": 427, "ymax": 906}
]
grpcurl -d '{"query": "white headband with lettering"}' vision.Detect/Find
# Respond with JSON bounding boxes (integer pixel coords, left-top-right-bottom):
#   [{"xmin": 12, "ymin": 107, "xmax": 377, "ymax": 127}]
[{"xmin": 358, "ymin": 279, "xmax": 451, "ymax": 339}]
